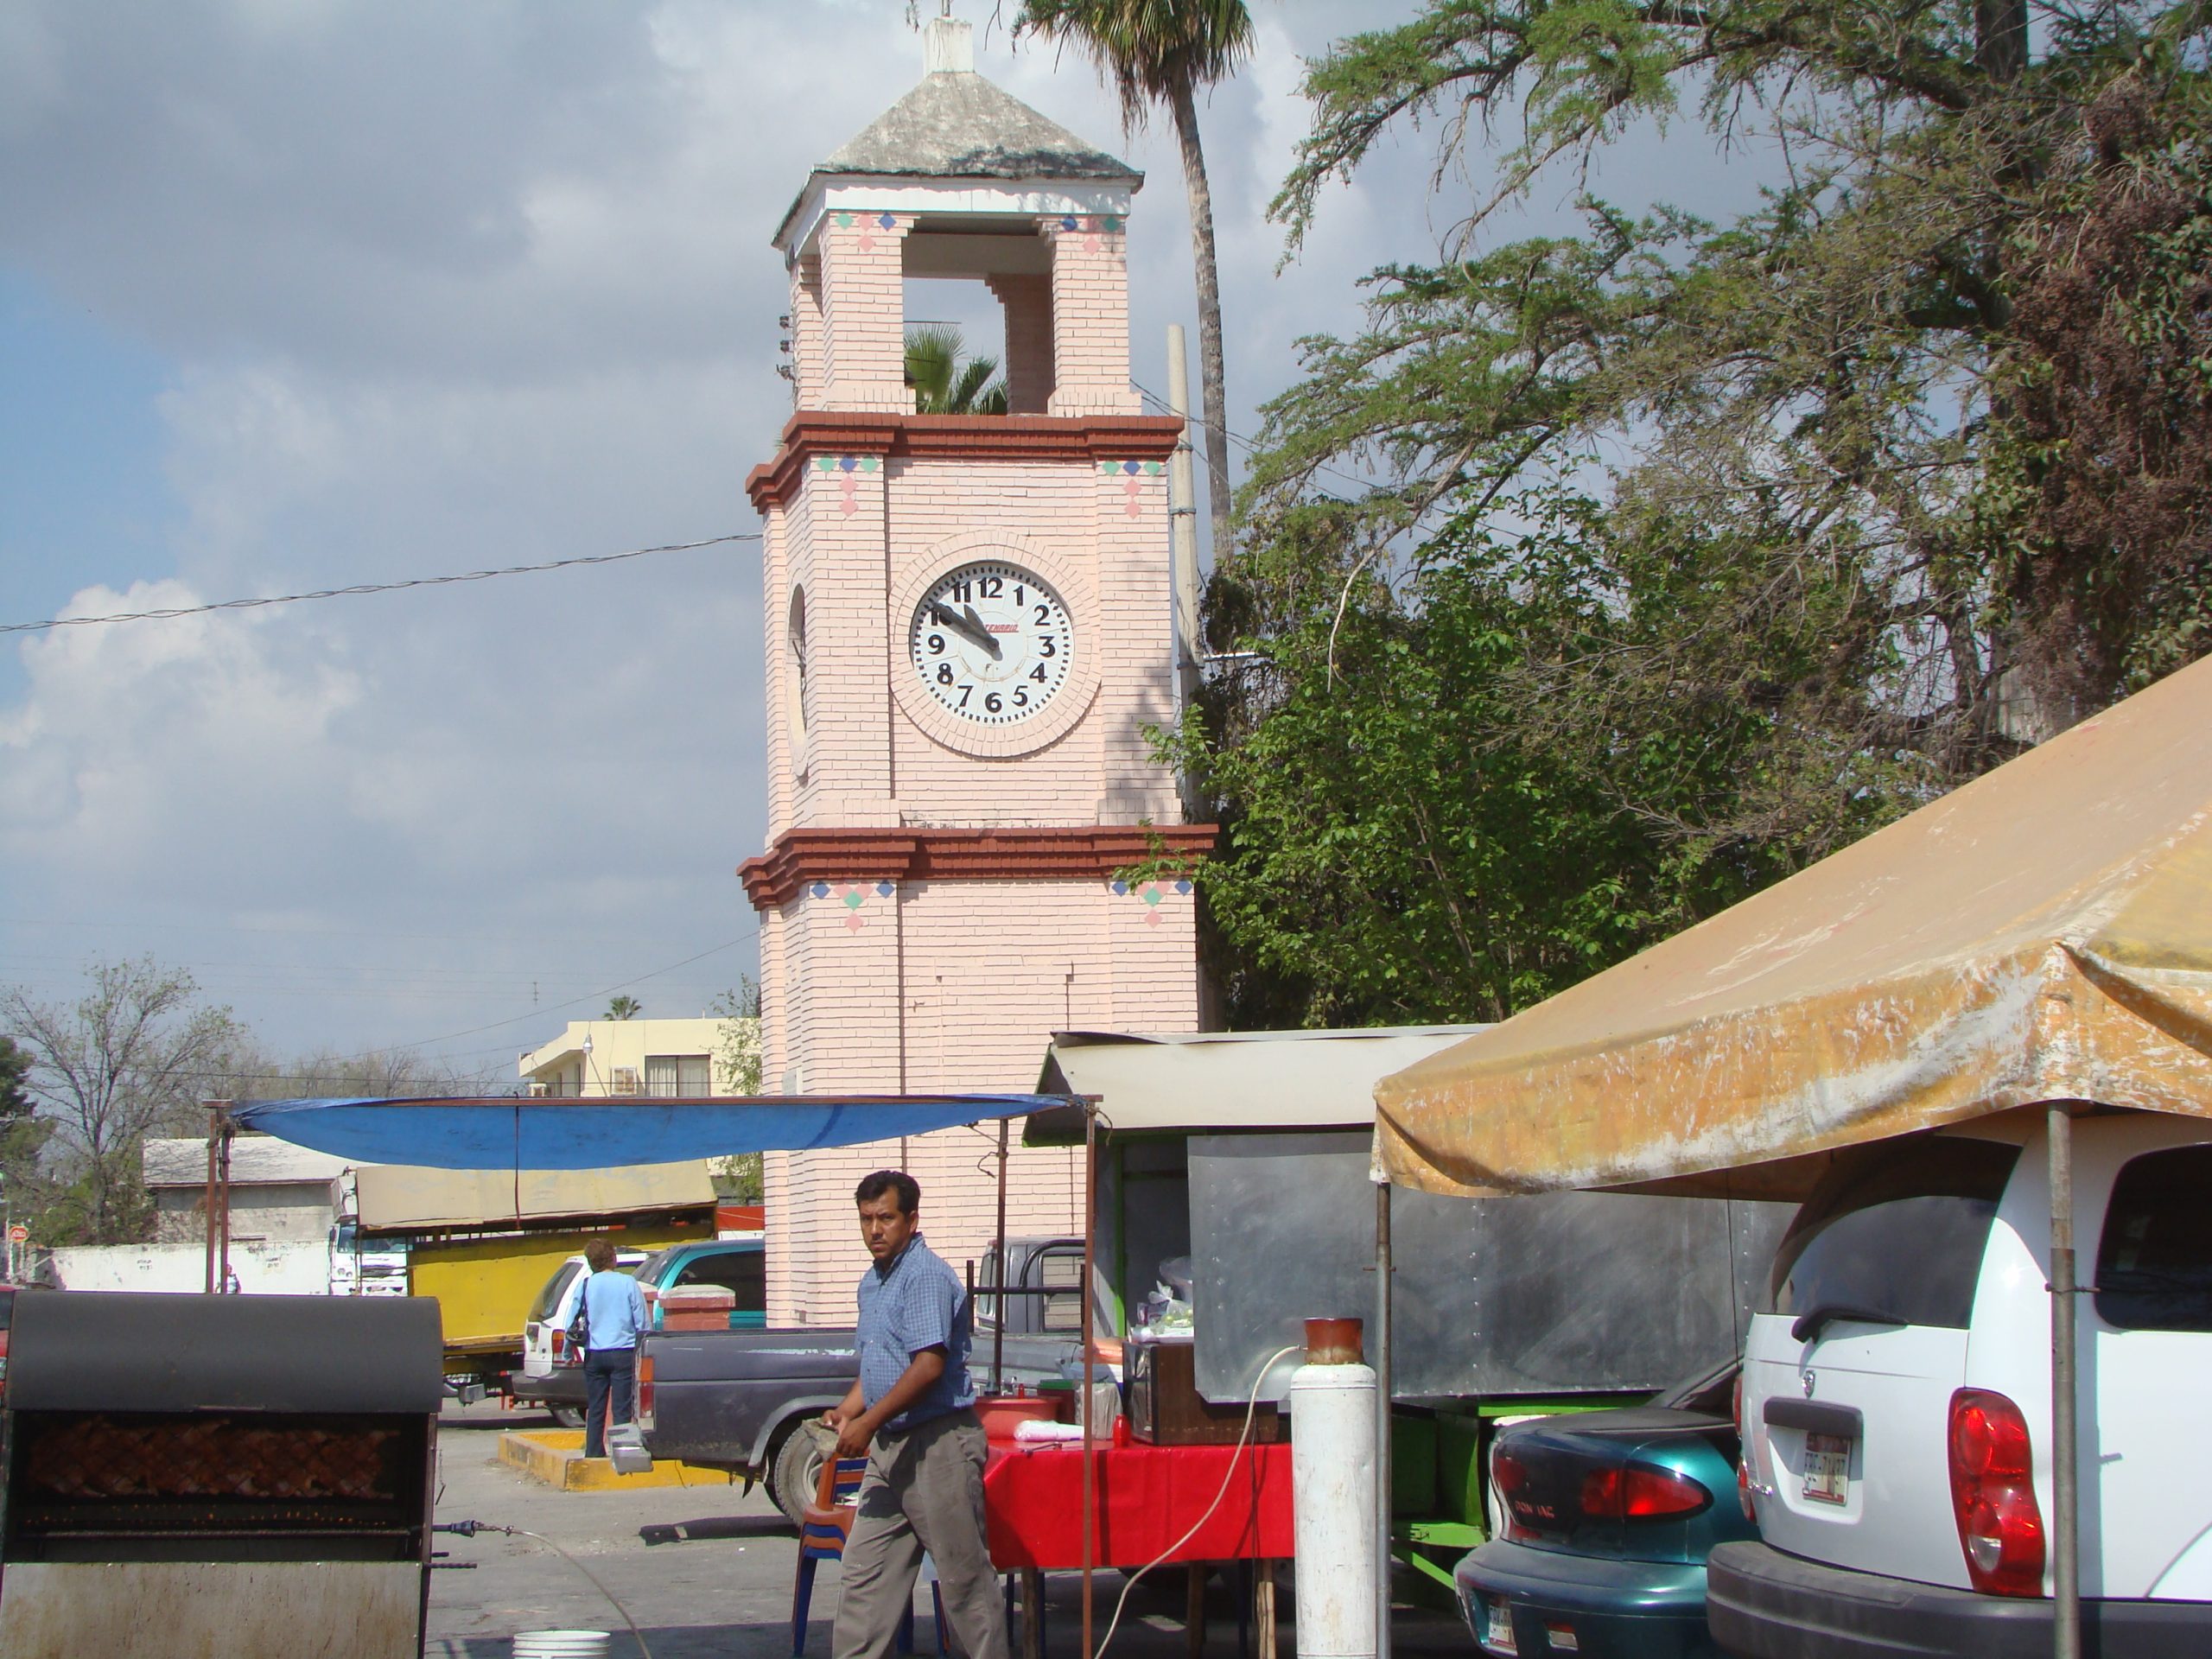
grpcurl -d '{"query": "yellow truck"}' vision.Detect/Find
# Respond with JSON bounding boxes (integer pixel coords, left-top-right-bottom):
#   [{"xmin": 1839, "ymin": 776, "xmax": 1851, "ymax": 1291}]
[{"xmin": 330, "ymin": 1160, "xmax": 718, "ymax": 1395}]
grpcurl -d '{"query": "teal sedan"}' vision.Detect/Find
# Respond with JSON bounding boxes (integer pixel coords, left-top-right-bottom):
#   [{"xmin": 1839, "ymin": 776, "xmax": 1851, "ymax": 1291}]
[{"xmin": 1454, "ymin": 1360, "xmax": 1751, "ymax": 1658}]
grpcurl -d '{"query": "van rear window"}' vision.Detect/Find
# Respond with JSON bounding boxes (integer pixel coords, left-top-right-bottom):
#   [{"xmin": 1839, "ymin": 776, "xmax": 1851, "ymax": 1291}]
[
  {"xmin": 1768, "ymin": 1136, "xmax": 2019, "ymax": 1330},
  {"xmin": 2096, "ymin": 1145, "xmax": 2212, "ymax": 1332}
]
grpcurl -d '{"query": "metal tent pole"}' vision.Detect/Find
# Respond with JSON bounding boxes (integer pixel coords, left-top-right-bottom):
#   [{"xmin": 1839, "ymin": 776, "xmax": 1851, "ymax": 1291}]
[
  {"xmin": 2049, "ymin": 1103, "xmax": 2080, "ymax": 1659},
  {"xmin": 203, "ymin": 1105, "xmax": 221, "ymax": 1294},
  {"xmin": 1376, "ymin": 1179, "xmax": 1394, "ymax": 1659},
  {"xmin": 994, "ymin": 1116, "xmax": 1011, "ymax": 1394},
  {"xmin": 1082, "ymin": 1103, "xmax": 1098, "ymax": 1659}
]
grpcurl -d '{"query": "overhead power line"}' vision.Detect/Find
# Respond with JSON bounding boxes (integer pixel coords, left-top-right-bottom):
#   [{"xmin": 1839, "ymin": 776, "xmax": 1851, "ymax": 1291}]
[{"xmin": 0, "ymin": 532, "xmax": 760, "ymax": 636}]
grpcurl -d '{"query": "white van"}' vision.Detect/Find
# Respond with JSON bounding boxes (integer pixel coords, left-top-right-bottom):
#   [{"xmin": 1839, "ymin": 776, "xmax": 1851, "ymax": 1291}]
[
  {"xmin": 513, "ymin": 1249, "xmax": 647, "ymax": 1427},
  {"xmin": 1712, "ymin": 1114, "xmax": 2212, "ymax": 1654}
]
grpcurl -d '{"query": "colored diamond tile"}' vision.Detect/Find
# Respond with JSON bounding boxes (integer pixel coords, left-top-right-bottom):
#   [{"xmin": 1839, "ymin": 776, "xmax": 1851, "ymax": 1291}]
[
  {"xmin": 1109, "ymin": 880, "xmax": 1128, "ymax": 896},
  {"xmin": 1142, "ymin": 886, "xmax": 1161, "ymax": 906},
  {"xmin": 816, "ymin": 456, "xmax": 836, "ymax": 472},
  {"xmin": 810, "ymin": 881, "xmax": 830, "ymax": 899},
  {"xmin": 838, "ymin": 454, "xmax": 858, "ymax": 472},
  {"xmin": 1122, "ymin": 461, "xmax": 1141, "ymax": 474},
  {"xmin": 1144, "ymin": 461, "xmax": 1164, "ymax": 474},
  {"xmin": 842, "ymin": 887, "xmax": 865, "ymax": 909},
  {"xmin": 874, "ymin": 880, "xmax": 894, "ymax": 898},
  {"xmin": 860, "ymin": 456, "xmax": 879, "ymax": 472},
  {"xmin": 836, "ymin": 212, "xmax": 855, "ymax": 228},
  {"xmin": 1143, "ymin": 911, "xmax": 1162, "ymax": 927},
  {"xmin": 876, "ymin": 212, "xmax": 896, "ymax": 229},
  {"xmin": 1175, "ymin": 879, "xmax": 1192, "ymax": 895},
  {"xmin": 844, "ymin": 915, "xmax": 866, "ymax": 932},
  {"xmin": 1060, "ymin": 215, "xmax": 1078, "ymax": 231}
]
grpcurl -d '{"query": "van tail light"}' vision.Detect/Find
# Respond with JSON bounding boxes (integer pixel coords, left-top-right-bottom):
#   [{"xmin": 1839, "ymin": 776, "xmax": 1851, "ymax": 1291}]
[
  {"xmin": 550, "ymin": 1327, "xmax": 565, "ymax": 1360},
  {"xmin": 635, "ymin": 1354, "xmax": 656, "ymax": 1429},
  {"xmin": 1580, "ymin": 1465, "xmax": 1710, "ymax": 1521},
  {"xmin": 1948, "ymin": 1389, "xmax": 2045, "ymax": 1596}
]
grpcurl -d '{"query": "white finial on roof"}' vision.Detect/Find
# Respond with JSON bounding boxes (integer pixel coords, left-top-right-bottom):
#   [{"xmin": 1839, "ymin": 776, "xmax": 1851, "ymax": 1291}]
[{"xmin": 925, "ymin": 16, "xmax": 973, "ymax": 75}]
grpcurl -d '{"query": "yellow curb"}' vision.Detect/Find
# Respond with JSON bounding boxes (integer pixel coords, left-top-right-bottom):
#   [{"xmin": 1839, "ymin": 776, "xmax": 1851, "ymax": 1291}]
[{"xmin": 497, "ymin": 1429, "xmax": 736, "ymax": 1492}]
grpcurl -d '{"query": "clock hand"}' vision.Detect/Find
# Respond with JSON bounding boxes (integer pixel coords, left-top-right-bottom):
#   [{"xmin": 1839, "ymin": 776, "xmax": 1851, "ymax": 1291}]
[
  {"xmin": 925, "ymin": 601, "xmax": 1000, "ymax": 659},
  {"xmin": 958, "ymin": 603, "xmax": 1004, "ymax": 661}
]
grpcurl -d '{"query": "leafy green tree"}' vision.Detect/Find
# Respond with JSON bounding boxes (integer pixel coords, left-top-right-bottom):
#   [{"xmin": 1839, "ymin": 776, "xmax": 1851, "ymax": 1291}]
[
  {"xmin": 1184, "ymin": 0, "xmax": 2212, "ymax": 1026},
  {"xmin": 1, "ymin": 959, "xmax": 243, "ymax": 1243},
  {"xmin": 1017, "ymin": 0, "xmax": 1255, "ymax": 543},
  {"xmin": 906, "ymin": 326, "xmax": 1009, "ymax": 414},
  {"xmin": 709, "ymin": 979, "xmax": 764, "ymax": 1202},
  {"xmin": 604, "ymin": 995, "xmax": 643, "ymax": 1021}
]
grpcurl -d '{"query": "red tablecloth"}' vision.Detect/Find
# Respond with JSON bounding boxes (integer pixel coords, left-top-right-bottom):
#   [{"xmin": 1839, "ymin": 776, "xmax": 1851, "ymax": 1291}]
[{"xmin": 984, "ymin": 1440, "xmax": 1294, "ymax": 1570}]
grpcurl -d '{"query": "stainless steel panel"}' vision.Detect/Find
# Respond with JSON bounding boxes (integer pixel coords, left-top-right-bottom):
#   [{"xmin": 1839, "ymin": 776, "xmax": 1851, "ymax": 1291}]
[{"xmin": 1188, "ymin": 1133, "xmax": 1794, "ymax": 1402}]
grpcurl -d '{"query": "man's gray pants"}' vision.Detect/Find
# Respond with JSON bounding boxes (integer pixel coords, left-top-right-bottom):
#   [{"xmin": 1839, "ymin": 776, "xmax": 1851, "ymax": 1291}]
[{"xmin": 833, "ymin": 1409, "xmax": 1007, "ymax": 1659}]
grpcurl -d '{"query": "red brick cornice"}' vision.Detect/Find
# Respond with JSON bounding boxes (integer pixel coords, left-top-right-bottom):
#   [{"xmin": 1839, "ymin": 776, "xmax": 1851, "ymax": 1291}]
[
  {"xmin": 744, "ymin": 412, "xmax": 1184, "ymax": 513},
  {"xmin": 738, "ymin": 823, "xmax": 1217, "ymax": 911}
]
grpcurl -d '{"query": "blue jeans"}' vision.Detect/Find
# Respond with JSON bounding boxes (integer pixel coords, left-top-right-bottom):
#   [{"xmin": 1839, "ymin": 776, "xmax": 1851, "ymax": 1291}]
[{"xmin": 583, "ymin": 1347, "xmax": 635, "ymax": 1458}]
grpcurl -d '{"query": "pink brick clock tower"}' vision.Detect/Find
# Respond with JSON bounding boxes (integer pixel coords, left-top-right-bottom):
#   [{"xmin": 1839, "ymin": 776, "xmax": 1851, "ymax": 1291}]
[{"xmin": 741, "ymin": 18, "xmax": 1214, "ymax": 1323}]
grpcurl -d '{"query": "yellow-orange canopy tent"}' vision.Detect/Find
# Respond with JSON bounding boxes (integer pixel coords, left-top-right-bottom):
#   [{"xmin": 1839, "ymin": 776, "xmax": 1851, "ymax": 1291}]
[{"xmin": 1373, "ymin": 652, "xmax": 2212, "ymax": 1202}]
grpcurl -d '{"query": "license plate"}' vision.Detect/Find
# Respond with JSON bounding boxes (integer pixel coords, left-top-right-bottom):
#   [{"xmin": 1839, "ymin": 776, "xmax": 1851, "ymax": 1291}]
[
  {"xmin": 1802, "ymin": 1432, "xmax": 1853, "ymax": 1505},
  {"xmin": 1483, "ymin": 1600, "xmax": 1516, "ymax": 1655},
  {"xmin": 1542, "ymin": 1625, "xmax": 1579, "ymax": 1653}
]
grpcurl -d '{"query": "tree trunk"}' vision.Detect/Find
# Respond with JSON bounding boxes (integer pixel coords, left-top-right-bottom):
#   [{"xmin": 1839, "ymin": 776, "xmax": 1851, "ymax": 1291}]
[
  {"xmin": 1170, "ymin": 79, "xmax": 1236, "ymax": 557},
  {"xmin": 1974, "ymin": 0, "xmax": 2027, "ymax": 82}
]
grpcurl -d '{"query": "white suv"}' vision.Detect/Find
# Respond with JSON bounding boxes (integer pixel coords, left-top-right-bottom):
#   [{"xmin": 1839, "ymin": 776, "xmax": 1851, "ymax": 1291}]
[{"xmin": 1711, "ymin": 1113, "xmax": 2212, "ymax": 1654}]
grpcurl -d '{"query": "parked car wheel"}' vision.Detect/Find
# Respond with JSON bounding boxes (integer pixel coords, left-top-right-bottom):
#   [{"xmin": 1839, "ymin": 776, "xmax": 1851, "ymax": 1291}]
[{"xmin": 769, "ymin": 1419, "xmax": 830, "ymax": 1529}]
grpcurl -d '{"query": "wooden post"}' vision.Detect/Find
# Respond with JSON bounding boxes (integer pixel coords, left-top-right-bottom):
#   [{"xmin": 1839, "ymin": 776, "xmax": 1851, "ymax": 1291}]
[
  {"xmin": 1185, "ymin": 1563, "xmax": 1206, "ymax": 1659},
  {"xmin": 1253, "ymin": 1563, "xmax": 1277, "ymax": 1659}
]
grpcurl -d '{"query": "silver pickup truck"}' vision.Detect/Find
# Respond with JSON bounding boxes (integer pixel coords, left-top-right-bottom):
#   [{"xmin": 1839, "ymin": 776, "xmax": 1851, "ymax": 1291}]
[{"xmin": 631, "ymin": 1236, "xmax": 1085, "ymax": 1523}]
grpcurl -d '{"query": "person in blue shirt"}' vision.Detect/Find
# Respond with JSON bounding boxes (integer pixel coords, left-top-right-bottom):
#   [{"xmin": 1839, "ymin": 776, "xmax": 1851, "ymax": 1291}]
[
  {"xmin": 574, "ymin": 1236, "xmax": 649, "ymax": 1458},
  {"xmin": 823, "ymin": 1171, "xmax": 1003, "ymax": 1659}
]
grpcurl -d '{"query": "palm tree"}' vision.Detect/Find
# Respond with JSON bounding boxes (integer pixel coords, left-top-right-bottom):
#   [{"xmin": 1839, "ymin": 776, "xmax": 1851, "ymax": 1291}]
[
  {"xmin": 906, "ymin": 326, "xmax": 1009, "ymax": 415},
  {"xmin": 1017, "ymin": 0, "xmax": 1254, "ymax": 551}
]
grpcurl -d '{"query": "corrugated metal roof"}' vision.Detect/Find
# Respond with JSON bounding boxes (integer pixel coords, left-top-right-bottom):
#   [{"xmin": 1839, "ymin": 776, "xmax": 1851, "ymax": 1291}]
[
  {"xmin": 142, "ymin": 1136, "xmax": 349, "ymax": 1189},
  {"xmin": 1029, "ymin": 1027, "xmax": 1491, "ymax": 1142}
]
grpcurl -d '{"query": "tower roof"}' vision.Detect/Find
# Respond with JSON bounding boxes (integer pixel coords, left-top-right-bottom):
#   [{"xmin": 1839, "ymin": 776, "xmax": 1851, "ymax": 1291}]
[{"xmin": 779, "ymin": 20, "xmax": 1140, "ymax": 246}]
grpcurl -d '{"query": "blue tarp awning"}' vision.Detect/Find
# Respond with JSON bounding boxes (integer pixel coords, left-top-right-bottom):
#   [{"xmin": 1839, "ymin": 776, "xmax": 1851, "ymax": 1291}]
[{"xmin": 227, "ymin": 1094, "xmax": 1068, "ymax": 1172}]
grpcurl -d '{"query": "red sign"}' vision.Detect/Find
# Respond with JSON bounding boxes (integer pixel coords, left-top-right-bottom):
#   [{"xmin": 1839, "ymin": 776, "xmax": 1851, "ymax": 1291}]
[{"xmin": 7, "ymin": 1226, "xmax": 26, "ymax": 1243}]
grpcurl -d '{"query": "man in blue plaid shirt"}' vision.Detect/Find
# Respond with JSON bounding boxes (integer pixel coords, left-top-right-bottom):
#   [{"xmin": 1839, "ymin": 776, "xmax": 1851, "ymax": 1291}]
[{"xmin": 824, "ymin": 1171, "xmax": 1005, "ymax": 1659}]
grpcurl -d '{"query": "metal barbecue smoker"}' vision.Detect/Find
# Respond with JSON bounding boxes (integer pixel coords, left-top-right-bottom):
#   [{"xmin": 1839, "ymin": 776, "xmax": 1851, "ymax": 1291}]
[{"xmin": 0, "ymin": 1290, "xmax": 444, "ymax": 1659}]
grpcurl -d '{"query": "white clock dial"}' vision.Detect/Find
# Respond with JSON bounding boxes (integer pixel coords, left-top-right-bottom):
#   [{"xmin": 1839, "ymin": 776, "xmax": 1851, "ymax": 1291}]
[{"xmin": 908, "ymin": 560, "xmax": 1074, "ymax": 725}]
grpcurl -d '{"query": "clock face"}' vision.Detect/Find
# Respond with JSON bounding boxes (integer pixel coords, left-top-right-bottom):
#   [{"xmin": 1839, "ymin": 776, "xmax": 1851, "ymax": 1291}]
[{"xmin": 907, "ymin": 559, "xmax": 1074, "ymax": 725}]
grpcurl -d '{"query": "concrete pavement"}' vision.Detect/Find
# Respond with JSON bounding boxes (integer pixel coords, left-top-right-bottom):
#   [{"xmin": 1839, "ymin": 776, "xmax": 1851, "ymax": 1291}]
[{"xmin": 428, "ymin": 1398, "xmax": 1470, "ymax": 1659}]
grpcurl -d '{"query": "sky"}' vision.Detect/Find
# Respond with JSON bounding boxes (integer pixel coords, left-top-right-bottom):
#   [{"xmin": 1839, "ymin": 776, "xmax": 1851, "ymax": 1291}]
[{"xmin": 0, "ymin": 0, "xmax": 1760, "ymax": 1087}]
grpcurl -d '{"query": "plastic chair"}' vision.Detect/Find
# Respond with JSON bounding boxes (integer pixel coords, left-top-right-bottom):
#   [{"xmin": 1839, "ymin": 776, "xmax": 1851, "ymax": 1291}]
[{"xmin": 791, "ymin": 1452, "xmax": 946, "ymax": 1657}]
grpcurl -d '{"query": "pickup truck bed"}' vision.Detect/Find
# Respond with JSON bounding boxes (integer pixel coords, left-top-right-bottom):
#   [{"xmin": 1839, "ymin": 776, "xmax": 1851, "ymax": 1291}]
[{"xmin": 635, "ymin": 1325, "xmax": 1081, "ymax": 1523}]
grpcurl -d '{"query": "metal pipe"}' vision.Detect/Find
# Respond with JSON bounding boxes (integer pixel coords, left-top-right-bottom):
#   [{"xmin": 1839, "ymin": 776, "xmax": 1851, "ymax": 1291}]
[
  {"xmin": 216, "ymin": 1112, "xmax": 233, "ymax": 1293},
  {"xmin": 1166, "ymin": 325, "xmax": 1202, "ymax": 707},
  {"xmin": 994, "ymin": 1115, "xmax": 1011, "ymax": 1394},
  {"xmin": 1082, "ymin": 1104, "xmax": 1098, "ymax": 1659},
  {"xmin": 1375, "ymin": 1179, "xmax": 1394, "ymax": 1659},
  {"xmin": 203, "ymin": 1106, "xmax": 221, "ymax": 1294},
  {"xmin": 2049, "ymin": 1103, "xmax": 2080, "ymax": 1659}
]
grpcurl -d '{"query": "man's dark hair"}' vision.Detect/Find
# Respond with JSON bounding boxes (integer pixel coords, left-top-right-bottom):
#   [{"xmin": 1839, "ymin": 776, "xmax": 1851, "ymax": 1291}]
[
  {"xmin": 855, "ymin": 1170, "xmax": 920, "ymax": 1215},
  {"xmin": 584, "ymin": 1236, "xmax": 616, "ymax": 1272}
]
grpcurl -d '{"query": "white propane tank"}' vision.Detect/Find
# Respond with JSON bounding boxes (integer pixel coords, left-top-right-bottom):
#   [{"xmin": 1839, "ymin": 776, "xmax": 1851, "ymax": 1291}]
[{"xmin": 1289, "ymin": 1318, "xmax": 1377, "ymax": 1659}]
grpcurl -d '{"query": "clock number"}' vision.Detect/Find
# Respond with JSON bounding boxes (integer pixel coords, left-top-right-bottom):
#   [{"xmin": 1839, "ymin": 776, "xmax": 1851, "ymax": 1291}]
[
  {"xmin": 984, "ymin": 691, "xmax": 1002, "ymax": 714},
  {"xmin": 1014, "ymin": 688, "xmax": 1029, "ymax": 709},
  {"xmin": 950, "ymin": 580, "xmax": 971, "ymax": 602},
  {"xmin": 979, "ymin": 575, "xmax": 1003, "ymax": 600},
  {"xmin": 1038, "ymin": 637, "xmax": 1056, "ymax": 658},
  {"xmin": 1030, "ymin": 664, "xmax": 1048, "ymax": 683},
  {"xmin": 1033, "ymin": 604, "xmax": 1051, "ymax": 626},
  {"xmin": 1014, "ymin": 585, "xmax": 1025, "ymax": 606},
  {"xmin": 957, "ymin": 684, "xmax": 973, "ymax": 709},
  {"xmin": 928, "ymin": 632, "xmax": 945, "ymax": 655},
  {"xmin": 937, "ymin": 663, "xmax": 953, "ymax": 685}
]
